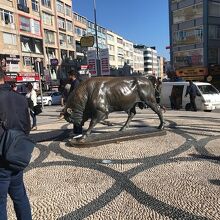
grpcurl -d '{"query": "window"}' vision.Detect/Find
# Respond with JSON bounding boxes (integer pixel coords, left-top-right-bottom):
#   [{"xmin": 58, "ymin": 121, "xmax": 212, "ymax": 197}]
[
  {"xmin": 42, "ymin": 12, "xmax": 53, "ymax": 26},
  {"xmin": 107, "ymin": 34, "xmax": 114, "ymax": 41},
  {"xmin": 58, "ymin": 17, "xmax": 65, "ymax": 30},
  {"xmin": 66, "ymin": 20, "xmax": 72, "ymax": 31},
  {"xmin": 21, "ymin": 36, "xmax": 32, "ymax": 52},
  {"xmin": 67, "ymin": 35, "xmax": 73, "ymax": 45},
  {"xmin": 0, "ymin": 9, "xmax": 14, "ymax": 24},
  {"xmin": 3, "ymin": 33, "xmax": 16, "ymax": 45},
  {"xmin": 108, "ymin": 45, "xmax": 114, "ymax": 51},
  {"xmin": 41, "ymin": 0, "xmax": 51, "ymax": 8},
  {"xmin": 117, "ymin": 38, "xmax": 123, "ymax": 44},
  {"xmin": 20, "ymin": 16, "xmax": 31, "ymax": 32},
  {"xmin": 75, "ymin": 27, "xmax": 82, "ymax": 36},
  {"xmin": 18, "ymin": 0, "xmax": 27, "ymax": 6},
  {"xmin": 61, "ymin": 49, "xmax": 67, "ymax": 60},
  {"xmin": 56, "ymin": 0, "xmax": 64, "ymax": 13},
  {"xmin": 32, "ymin": 0, "xmax": 39, "ymax": 12},
  {"xmin": 44, "ymin": 30, "xmax": 55, "ymax": 44},
  {"xmin": 209, "ymin": 25, "xmax": 220, "ymax": 39},
  {"xmin": 23, "ymin": 56, "xmax": 32, "ymax": 66},
  {"xmin": 59, "ymin": 33, "xmax": 66, "ymax": 46},
  {"xmin": 34, "ymin": 39, "xmax": 43, "ymax": 54},
  {"xmin": 198, "ymin": 85, "xmax": 219, "ymax": 94},
  {"xmin": 209, "ymin": 1, "xmax": 220, "ymax": 17},
  {"xmin": 173, "ymin": 4, "xmax": 203, "ymax": 24},
  {"xmin": 173, "ymin": 27, "xmax": 203, "ymax": 46},
  {"xmin": 32, "ymin": 20, "xmax": 41, "ymax": 36},
  {"xmin": 65, "ymin": 5, "xmax": 71, "ymax": 16}
]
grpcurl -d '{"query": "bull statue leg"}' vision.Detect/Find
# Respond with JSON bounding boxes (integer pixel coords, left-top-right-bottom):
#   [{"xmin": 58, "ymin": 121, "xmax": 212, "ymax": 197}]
[
  {"xmin": 146, "ymin": 101, "xmax": 164, "ymax": 129},
  {"xmin": 83, "ymin": 110, "xmax": 108, "ymax": 138},
  {"xmin": 120, "ymin": 106, "xmax": 136, "ymax": 131}
]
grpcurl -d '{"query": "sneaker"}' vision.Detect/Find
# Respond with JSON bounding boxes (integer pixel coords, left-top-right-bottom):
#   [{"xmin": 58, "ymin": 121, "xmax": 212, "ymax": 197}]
[{"xmin": 31, "ymin": 126, "xmax": 37, "ymax": 131}]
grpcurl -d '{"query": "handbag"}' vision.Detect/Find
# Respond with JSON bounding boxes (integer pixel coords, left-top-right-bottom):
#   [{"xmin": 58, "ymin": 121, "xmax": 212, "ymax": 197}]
[
  {"xmin": 33, "ymin": 104, "xmax": 42, "ymax": 115},
  {"xmin": 0, "ymin": 122, "xmax": 36, "ymax": 171}
]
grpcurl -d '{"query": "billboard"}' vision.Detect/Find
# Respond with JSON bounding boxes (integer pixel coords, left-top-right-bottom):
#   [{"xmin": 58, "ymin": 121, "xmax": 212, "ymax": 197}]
[
  {"xmin": 87, "ymin": 50, "xmax": 97, "ymax": 76},
  {"xmin": 99, "ymin": 48, "xmax": 110, "ymax": 76}
]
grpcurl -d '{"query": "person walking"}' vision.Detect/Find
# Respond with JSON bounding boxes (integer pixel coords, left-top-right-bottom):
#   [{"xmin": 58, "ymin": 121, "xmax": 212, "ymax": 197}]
[
  {"xmin": 0, "ymin": 71, "xmax": 32, "ymax": 220},
  {"xmin": 26, "ymin": 83, "xmax": 38, "ymax": 130},
  {"xmin": 155, "ymin": 78, "xmax": 166, "ymax": 112},
  {"xmin": 185, "ymin": 80, "xmax": 198, "ymax": 111},
  {"xmin": 68, "ymin": 70, "xmax": 83, "ymax": 135}
]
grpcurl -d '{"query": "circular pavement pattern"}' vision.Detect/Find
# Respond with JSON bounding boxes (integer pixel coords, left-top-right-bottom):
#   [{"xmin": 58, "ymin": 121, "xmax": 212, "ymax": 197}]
[{"xmin": 7, "ymin": 110, "xmax": 220, "ymax": 220}]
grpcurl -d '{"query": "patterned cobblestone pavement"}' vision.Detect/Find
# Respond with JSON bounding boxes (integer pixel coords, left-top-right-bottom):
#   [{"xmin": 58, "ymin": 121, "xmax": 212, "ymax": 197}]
[{"xmin": 7, "ymin": 108, "xmax": 220, "ymax": 220}]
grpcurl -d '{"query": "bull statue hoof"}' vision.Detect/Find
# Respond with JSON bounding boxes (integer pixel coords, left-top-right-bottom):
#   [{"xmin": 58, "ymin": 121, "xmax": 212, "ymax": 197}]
[{"xmin": 158, "ymin": 123, "xmax": 165, "ymax": 130}]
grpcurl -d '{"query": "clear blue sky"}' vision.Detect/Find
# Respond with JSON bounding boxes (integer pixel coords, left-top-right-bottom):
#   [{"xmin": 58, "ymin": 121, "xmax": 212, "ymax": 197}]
[{"xmin": 73, "ymin": 0, "xmax": 170, "ymax": 60}]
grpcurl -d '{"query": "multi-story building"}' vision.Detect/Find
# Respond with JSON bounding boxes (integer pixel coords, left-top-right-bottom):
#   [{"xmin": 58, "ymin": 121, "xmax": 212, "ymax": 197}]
[
  {"xmin": 157, "ymin": 55, "xmax": 165, "ymax": 78},
  {"xmin": 106, "ymin": 30, "xmax": 117, "ymax": 68},
  {"xmin": 0, "ymin": 0, "xmax": 75, "ymax": 84},
  {"xmin": 133, "ymin": 48, "xmax": 144, "ymax": 73},
  {"xmin": 54, "ymin": 0, "xmax": 75, "ymax": 80},
  {"xmin": 0, "ymin": 0, "xmax": 44, "ymax": 82},
  {"xmin": 123, "ymin": 39, "xmax": 134, "ymax": 69},
  {"xmin": 169, "ymin": 0, "xmax": 220, "ymax": 88},
  {"xmin": 87, "ymin": 20, "xmax": 107, "ymax": 51},
  {"xmin": 73, "ymin": 12, "xmax": 87, "ymax": 61},
  {"xmin": 134, "ymin": 45, "xmax": 158, "ymax": 75},
  {"xmin": 0, "ymin": 0, "xmax": 20, "ymax": 80}
]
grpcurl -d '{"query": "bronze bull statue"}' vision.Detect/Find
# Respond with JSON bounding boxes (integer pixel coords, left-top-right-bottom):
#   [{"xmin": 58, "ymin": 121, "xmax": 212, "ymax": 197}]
[{"xmin": 64, "ymin": 76, "xmax": 164, "ymax": 140}]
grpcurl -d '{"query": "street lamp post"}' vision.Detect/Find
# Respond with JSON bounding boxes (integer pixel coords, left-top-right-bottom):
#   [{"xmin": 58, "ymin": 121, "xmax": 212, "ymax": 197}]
[
  {"xmin": 93, "ymin": 0, "xmax": 101, "ymax": 76},
  {"xmin": 93, "ymin": 0, "xmax": 99, "ymax": 58}
]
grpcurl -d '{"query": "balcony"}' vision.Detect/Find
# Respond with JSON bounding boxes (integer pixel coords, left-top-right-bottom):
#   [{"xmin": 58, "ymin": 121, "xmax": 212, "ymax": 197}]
[{"xmin": 17, "ymin": 4, "xmax": 30, "ymax": 13}]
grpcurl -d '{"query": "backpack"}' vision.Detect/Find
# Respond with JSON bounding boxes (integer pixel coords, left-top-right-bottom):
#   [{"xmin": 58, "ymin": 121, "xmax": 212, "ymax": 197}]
[{"xmin": 0, "ymin": 122, "xmax": 36, "ymax": 171}]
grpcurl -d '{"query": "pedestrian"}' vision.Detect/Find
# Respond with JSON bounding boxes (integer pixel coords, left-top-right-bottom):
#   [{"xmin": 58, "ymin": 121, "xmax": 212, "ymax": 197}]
[
  {"xmin": 0, "ymin": 71, "xmax": 32, "ymax": 220},
  {"xmin": 61, "ymin": 81, "xmax": 71, "ymax": 107},
  {"xmin": 68, "ymin": 70, "xmax": 83, "ymax": 135},
  {"xmin": 185, "ymin": 80, "xmax": 198, "ymax": 111},
  {"xmin": 155, "ymin": 78, "xmax": 166, "ymax": 112},
  {"xmin": 26, "ymin": 83, "xmax": 38, "ymax": 130},
  {"xmin": 10, "ymin": 82, "xmax": 17, "ymax": 92}
]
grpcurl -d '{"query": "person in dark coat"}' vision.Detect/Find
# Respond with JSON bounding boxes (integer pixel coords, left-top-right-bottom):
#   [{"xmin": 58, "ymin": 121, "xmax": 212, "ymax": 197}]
[
  {"xmin": 68, "ymin": 70, "xmax": 83, "ymax": 135},
  {"xmin": 0, "ymin": 71, "xmax": 32, "ymax": 220},
  {"xmin": 185, "ymin": 80, "xmax": 198, "ymax": 111}
]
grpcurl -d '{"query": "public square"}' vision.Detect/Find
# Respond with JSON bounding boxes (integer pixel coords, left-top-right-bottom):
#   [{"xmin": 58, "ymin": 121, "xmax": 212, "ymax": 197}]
[{"xmin": 7, "ymin": 106, "xmax": 220, "ymax": 220}]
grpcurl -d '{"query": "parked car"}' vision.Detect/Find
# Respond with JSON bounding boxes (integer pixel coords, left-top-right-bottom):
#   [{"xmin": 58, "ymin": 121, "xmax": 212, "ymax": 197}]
[{"xmin": 37, "ymin": 91, "xmax": 62, "ymax": 106}]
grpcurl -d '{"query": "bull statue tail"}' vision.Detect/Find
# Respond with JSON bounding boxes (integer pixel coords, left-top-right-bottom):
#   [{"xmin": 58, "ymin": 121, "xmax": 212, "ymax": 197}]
[{"xmin": 145, "ymin": 101, "xmax": 164, "ymax": 130}]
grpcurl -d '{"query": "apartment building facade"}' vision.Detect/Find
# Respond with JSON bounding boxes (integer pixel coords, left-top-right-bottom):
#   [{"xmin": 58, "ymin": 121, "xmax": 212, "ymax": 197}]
[
  {"xmin": 133, "ymin": 48, "xmax": 144, "ymax": 73},
  {"xmin": 134, "ymin": 45, "xmax": 158, "ymax": 75},
  {"xmin": 0, "ymin": 0, "xmax": 20, "ymax": 80},
  {"xmin": 73, "ymin": 12, "xmax": 87, "ymax": 60},
  {"xmin": 0, "ymin": 0, "xmax": 75, "ymax": 84},
  {"xmin": 169, "ymin": 0, "xmax": 220, "ymax": 88},
  {"xmin": 123, "ymin": 39, "xmax": 134, "ymax": 68}
]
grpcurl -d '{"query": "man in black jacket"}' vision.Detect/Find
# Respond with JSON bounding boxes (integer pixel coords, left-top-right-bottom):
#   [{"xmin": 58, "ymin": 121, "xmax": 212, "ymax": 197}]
[
  {"xmin": 0, "ymin": 72, "xmax": 32, "ymax": 220},
  {"xmin": 185, "ymin": 80, "xmax": 198, "ymax": 111},
  {"xmin": 68, "ymin": 70, "xmax": 83, "ymax": 135}
]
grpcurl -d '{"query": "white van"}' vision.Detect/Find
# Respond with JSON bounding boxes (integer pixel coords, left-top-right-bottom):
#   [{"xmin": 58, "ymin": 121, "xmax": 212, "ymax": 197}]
[{"xmin": 160, "ymin": 81, "xmax": 220, "ymax": 112}]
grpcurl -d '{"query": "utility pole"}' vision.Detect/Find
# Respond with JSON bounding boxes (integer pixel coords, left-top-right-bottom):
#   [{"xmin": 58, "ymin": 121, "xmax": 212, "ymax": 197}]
[{"xmin": 93, "ymin": 0, "xmax": 101, "ymax": 76}]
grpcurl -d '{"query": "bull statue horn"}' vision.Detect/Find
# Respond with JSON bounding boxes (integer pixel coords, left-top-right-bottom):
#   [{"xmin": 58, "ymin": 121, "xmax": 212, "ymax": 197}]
[{"xmin": 67, "ymin": 108, "xmax": 72, "ymax": 114}]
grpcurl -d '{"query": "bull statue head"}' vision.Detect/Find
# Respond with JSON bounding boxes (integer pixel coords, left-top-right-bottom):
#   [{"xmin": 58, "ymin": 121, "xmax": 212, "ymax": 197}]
[{"xmin": 63, "ymin": 107, "xmax": 74, "ymax": 123}]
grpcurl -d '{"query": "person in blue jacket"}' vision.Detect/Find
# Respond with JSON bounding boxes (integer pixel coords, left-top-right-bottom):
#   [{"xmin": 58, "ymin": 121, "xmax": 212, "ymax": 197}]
[{"xmin": 185, "ymin": 80, "xmax": 199, "ymax": 111}]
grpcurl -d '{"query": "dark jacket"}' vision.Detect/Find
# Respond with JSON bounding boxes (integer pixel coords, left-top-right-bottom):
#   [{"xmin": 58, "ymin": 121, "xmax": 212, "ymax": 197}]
[
  {"xmin": 0, "ymin": 84, "xmax": 31, "ymax": 168},
  {"xmin": 69, "ymin": 79, "xmax": 80, "ymax": 95},
  {"xmin": 185, "ymin": 83, "xmax": 198, "ymax": 97}
]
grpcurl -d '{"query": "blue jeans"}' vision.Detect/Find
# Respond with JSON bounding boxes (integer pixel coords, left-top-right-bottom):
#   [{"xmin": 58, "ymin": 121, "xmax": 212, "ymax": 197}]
[
  {"xmin": 30, "ymin": 110, "xmax": 36, "ymax": 128},
  {"xmin": 0, "ymin": 168, "xmax": 32, "ymax": 220}
]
